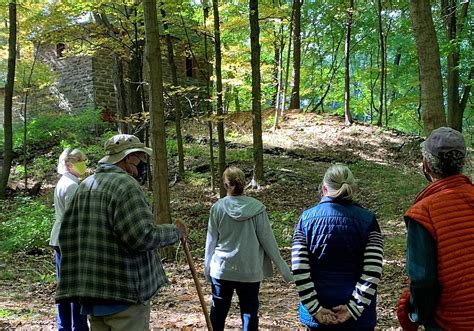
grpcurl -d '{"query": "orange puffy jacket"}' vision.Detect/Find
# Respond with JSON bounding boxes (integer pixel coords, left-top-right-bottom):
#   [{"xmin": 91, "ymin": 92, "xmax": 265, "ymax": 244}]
[{"xmin": 405, "ymin": 174, "xmax": 474, "ymax": 331}]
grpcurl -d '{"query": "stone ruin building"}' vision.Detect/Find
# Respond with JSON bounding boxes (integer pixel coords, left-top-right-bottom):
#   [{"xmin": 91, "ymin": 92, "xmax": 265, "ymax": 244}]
[{"xmin": 34, "ymin": 41, "xmax": 206, "ymax": 117}]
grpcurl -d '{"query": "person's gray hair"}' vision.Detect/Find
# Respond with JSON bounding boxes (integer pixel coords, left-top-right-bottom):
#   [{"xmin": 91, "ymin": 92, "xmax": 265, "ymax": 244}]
[
  {"xmin": 322, "ymin": 164, "xmax": 356, "ymax": 200},
  {"xmin": 421, "ymin": 147, "xmax": 465, "ymax": 178},
  {"xmin": 57, "ymin": 148, "xmax": 86, "ymax": 174}
]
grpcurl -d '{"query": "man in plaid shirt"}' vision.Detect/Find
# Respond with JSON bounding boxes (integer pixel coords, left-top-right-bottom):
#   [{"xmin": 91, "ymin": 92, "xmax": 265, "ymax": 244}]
[{"xmin": 56, "ymin": 134, "xmax": 187, "ymax": 330}]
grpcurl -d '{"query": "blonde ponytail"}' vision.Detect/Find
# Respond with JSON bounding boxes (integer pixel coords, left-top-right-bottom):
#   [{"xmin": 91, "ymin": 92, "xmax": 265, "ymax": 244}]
[{"xmin": 322, "ymin": 165, "xmax": 356, "ymax": 200}]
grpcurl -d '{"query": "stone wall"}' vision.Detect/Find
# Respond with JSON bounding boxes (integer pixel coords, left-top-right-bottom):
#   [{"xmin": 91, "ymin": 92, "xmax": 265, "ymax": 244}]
[
  {"xmin": 92, "ymin": 51, "xmax": 116, "ymax": 112},
  {"xmin": 38, "ymin": 44, "xmax": 95, "ymax": 113},
  {"xmin": 161, "ymin": 41, "xmax": 208, "ymax": 115},
  {"xmin": 34, "ymin": 41, "xmax": 206, "ymax": 117},
  {"xmin": 88, "ymin": 40, "xmax": 208, "ymax": 117},
  {"xmin": 163, "ymin": 42, "xmax": 207, "ymax": 86}
]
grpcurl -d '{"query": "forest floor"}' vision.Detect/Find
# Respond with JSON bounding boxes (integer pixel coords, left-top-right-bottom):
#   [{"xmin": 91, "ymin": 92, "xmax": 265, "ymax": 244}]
[{"xmin": 1, "ymin": 111, "xmax": 472, "ymax": 330}]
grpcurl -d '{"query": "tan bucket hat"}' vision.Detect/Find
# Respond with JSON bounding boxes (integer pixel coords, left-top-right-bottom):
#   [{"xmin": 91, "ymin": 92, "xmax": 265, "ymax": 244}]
[{"xmin": 99, "ymin": 134, "xmax": 152, "ymax": 164}]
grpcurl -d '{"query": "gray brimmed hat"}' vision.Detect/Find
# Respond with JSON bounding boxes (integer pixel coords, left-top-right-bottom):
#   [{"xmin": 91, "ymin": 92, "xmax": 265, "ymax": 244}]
[
  {"xmin": 422, "ymin": 127, "xmax": 466, "ymax": 158},
  {"xmin": 99, "ymin": 134, "xmax": 152, "ymax": 164}
]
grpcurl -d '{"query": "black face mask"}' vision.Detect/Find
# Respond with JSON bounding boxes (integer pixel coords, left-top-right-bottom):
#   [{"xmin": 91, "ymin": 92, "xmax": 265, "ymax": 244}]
[{"xmin": 135, "ymin": 161, "xmax": 148, "ymax": 185}]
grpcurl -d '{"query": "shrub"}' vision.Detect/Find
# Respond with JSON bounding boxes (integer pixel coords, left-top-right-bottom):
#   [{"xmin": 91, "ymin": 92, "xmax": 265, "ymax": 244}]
[
  {"xmin": 269, "ymin": 209, "xmax": 298, "ymax": 247},
  {"xmin": 0, "ymin": 108, "xmax": 113, "ymax": 155},
  {"xmin": 0, "ymin": 196, "xmax": 55, "ymax": 252},
  {"xmin": 31, "ymin": 156, "xmax": 57, "ymax": 179}
]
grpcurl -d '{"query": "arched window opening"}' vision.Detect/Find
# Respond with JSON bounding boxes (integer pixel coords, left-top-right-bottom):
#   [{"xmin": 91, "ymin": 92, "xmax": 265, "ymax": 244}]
[{"xmin": 56, "ymin": 43, "xmax": 66, "ymax": 58}]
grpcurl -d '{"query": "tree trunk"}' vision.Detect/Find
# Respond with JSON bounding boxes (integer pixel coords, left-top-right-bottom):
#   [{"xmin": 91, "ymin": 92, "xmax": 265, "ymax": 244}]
[
  {"xmin": 203, "ymin": 1, "xmax": 215, "ymax": 193},
  {"xmin": 289, "ymin": 0, "xmax": 301, "ymax": 110},
  {"xmin": 161, "ymin": 8, "xmax": 185, "ymax": 179},
  {"xmin": 273, "ymin": 26, "xmax": 284, "ymax": 132},
  {"xmin": 456, "ymin": 3, "xmax": 472, "ymax": 132},
  {"xmin": 128, "ymin": 54, "xmax": 143, "ymax": 137},
  {"xmin": 310, "ymin": 34, "xmax": 343, "ymax": 113},
  {"xmin": 376, "ymin": 0, "xmax": 385, "ymax": 127},
  {"xmin": 271, "ymin": 30, "xmax": 280, "ymax": 108},
  {"xmin": 212, "ymin": 0, "xmax": 226, "ymax": 197},
  {"xmin": 384, "ymin": 33, "xmax": 389, "ymax": 127},
  {"xmin": 143, "ymin": 0, "xmax": 172, "ymax": 225},
  {"xmin": 442, "ymin": 0, "xmax": 460, "ymax": 130},
  {"xmin": 282, "ymin": 5, "xmax": 295, "ymax": 118},
  {"xmin": 388, "ymin": 46, "xmax": 402, "ymax": 108},
  {"xmin": 410, "ymin": 0, "xmax": 446, "ymax": 134},
  {"xmin": 249, "ymin": 0, "xmax": 264, "ymax": 186},
  {"xmin": 442, "ymin": 0, "xmax": 469, "ymax": 132},
  {"xmin": 234, "ymin": 89, "xmax": 241, "ymax": 112},
  {"xmin": 459, "ymin": 67, "xmax": 473, "ymax": 121},
  {"xmin": 0, "ymin": 1, "xmax": 17, "ymax": 200},
  {"xmin": 369, "ymin": 49, "xmax": 379, "ymax": 123},
  {"xmin": 112, "ymin": 53, "xmax": 129, "ymax": 133},
  {"xmin": 271, "ymin": 0, "xmax": 281, "ymax": 108},
  {"xmin": 21, "ymin": 44, "xmax": 39, "ymax": 191},
  {"xmin": 344, "ymin": 0, "xmax": 354, "ymax": 125},
  {"xmin": 369, "ymin": 50, "xmax": 374, "ymax": 123},
  {"xmin": 394, "ymin": 47, "xmax": 402, "ymax": 66},
  {"xmin": 223, "ymin": 85, "xmax": 231, "ymax": 114},
  {"xmin": 23, "ymin": 89, "xmax": 27, "ymax": 190},
  {"xmin": 93, "ymin": 12, "xmax": 129, "ymax": 133}
]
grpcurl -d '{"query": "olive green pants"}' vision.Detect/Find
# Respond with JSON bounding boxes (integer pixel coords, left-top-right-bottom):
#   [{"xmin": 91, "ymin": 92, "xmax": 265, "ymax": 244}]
[{"xmin": 88, "ymin": 302, "xmax": 151, "ymax": 331}]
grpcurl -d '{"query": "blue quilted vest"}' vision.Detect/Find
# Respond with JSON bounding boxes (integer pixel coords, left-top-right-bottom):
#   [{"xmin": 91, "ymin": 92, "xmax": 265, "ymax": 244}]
[{"xmin": 298, "ymin": 196, "xmax": 377, "ymax": 330}]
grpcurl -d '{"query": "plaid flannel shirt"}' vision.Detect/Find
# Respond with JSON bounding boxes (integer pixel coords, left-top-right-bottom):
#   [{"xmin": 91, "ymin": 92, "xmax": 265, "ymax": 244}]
[{"xmin": 56, "ymin": 164, "xmax": 180, "ymax": 304}]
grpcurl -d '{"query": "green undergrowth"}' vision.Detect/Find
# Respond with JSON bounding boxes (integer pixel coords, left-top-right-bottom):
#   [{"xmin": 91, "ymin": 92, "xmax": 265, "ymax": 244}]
[
  {"xmin": 269, "ymin": 209, "xmax": 299, "ymax": 249},
  {"xmin": 351, "ymin": 161, "xmax": 426, "ymax": 222},
  {"xmin": 0, "ymin": 195, "xmax": 55, "ymax": 253},
  {"xmin": 1, "ymin": 134, "xmax": 427, "ymax": 268},
  {"xmin": 350, "ymin": 161, "xmax": 426, "ymax": 260},
  {"xmin": 0, "ymin": 108, "xmax": 113, "ymax": 156}
]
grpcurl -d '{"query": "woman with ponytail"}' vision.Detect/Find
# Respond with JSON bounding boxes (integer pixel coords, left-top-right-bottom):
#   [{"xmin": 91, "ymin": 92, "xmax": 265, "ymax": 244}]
[
  {"xmin": 205, "ymin": 166, "xmax": 293, "ymax": 331},
  {"xmin": 291, "ymin": 165, "xmax": 384, "ymax": 330}
]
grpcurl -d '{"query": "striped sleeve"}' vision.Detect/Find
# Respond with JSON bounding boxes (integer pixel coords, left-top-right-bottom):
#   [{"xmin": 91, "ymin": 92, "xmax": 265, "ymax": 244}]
[
  {"xmin": 346, "ymin": 218, "xmax": 384, "ymax": 320},
  {"xmin": 291, "ymin": 220, "xmax": 322, "ymax": 316}
]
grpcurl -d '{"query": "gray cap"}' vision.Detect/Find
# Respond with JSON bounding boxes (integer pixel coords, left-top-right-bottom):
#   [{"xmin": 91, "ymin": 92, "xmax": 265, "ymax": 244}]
[
  {"xmin": 422, "ymin": 127, "xmax": 466, "ymax": 158},
  {"xmin": 99, "ymin": 134, "xmax": 152, "ymax": 164}
]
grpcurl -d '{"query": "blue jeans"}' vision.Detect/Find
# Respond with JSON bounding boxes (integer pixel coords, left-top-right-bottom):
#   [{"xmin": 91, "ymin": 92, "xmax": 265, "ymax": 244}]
[
  {"xmin": 54, "ymin": 247, "xmax": 89, "ymax": 331},
  {"xmin": 210, "ymin": 278, "xmax": 260, "ymax": 331}
]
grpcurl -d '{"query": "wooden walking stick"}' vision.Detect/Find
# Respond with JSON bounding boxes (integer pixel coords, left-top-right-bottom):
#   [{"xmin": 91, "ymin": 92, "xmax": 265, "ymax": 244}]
[{"xmin": 182, "ymin": 238, "xmax": 213, "ymax": 331}]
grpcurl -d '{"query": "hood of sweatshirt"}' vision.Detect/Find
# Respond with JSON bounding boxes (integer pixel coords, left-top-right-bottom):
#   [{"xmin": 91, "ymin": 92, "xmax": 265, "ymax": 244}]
[{"xmin": 221, "ymin": 195, "xmax": 266, "ymax": 221}]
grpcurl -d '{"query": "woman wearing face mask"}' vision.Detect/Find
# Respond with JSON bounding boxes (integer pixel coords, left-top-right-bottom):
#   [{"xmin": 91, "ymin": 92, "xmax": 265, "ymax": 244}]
[{"xmin": 50, "ymin": 147, "xmax": 89, "ymax": 331}]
